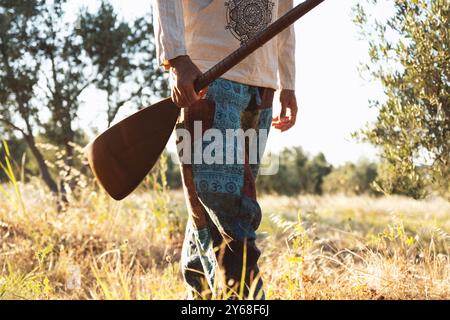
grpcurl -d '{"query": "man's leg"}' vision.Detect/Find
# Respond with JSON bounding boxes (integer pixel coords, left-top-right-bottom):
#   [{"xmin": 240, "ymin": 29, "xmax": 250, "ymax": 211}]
[
  {"xmin": 178, "ymin": 162, "xmax": 216, "ymax": 299},
  {"xmin": 180, "ymin": 219, "xmax": 213, "ymax": 299},
  {"xmin": 178, "ymin": 79, "xmax": 273, "ymax": 299}
]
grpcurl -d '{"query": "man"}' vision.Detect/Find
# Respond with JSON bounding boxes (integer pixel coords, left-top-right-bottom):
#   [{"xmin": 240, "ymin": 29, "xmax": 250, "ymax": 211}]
[{"xmin": 153, "ymin": 0, "xmax": 298, "ymax": 299}]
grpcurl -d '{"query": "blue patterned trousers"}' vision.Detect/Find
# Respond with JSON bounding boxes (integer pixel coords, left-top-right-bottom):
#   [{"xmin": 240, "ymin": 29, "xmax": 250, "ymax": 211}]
[{"xmin": 175, "ymin": 78, "xmax": 274, "ymax": 299}]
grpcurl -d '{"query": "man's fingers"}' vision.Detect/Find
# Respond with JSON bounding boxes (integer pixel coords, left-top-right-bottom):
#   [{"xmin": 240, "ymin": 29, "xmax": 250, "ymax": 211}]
[
  {"xmin": 272, "ymin": 116, "xmax": 289, "ymax": 124},
  {"xmin": 171, "ymin": 89, "xmax": 181, "ymax": 107},
  {"xmin": 272, "ymin": 121, "xmax": 289, "ymax": 129},
  {"xmin": 289, "ymin": 101, "xmax": 298, "ymax": 129},
  {"xmin": 289, "ymin": 106, "xmax": 297, "ymax": 125},
  {"xmin": 186, "ymin": 84, "xmax": 200, "ymax": 105},
  {"xmin": 284, "ymin": 114, "xmax": 297, "ymax": 132},
  {"xmin": 272, "ymin": 118, "xmax": 289, "ymax": 129},
  {"xmin": 178, "ymin": 81, "xmax": 201, "ymax": 107},
  {"xmin": 199, "ymin": 87, "xmax": 208, "ymax": 99},
  {"xmin": 291, "ymin": 105, "xmax": 298, "ymax": 117},
  {"xmin": 277, "ymin": 122, "xmax": 293, "ymax": 132},
  {"xmin": 272, "ymin": 122, "xmax": 290, "ymax": 131},
  {"xmin": 290, "ymin": 112, "xmax": 297, "ymax": 125},
  {"xmin": 272, "ymin": 113, "xmax": 296, "ymax": 131},
  {"xmin": 173, "ymin": 87, "xmax": 184, "ymax": 108},
  {"xmin": 180, "ymin": 84, "xmax": 197, "ymax": 108},
  {"xmin": 178, "ymin": 84, "xmax": 191, "ymax": 107},
  {"xmin": 273, "ymin": 106, "xmax": 288, "ymax": 128},
  {"xmin": 173, "ymin": 86, "xmax": 188, "ymax": 108},
  {"xmin": 280, "ymin": 106, "xmax": 287, "ymax": 120}
]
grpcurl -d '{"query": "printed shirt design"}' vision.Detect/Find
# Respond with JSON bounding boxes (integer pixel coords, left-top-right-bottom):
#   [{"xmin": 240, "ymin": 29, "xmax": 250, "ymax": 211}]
[{"xmin": 225, "ymin": 0, "xmax": 275, "ymax": 45}]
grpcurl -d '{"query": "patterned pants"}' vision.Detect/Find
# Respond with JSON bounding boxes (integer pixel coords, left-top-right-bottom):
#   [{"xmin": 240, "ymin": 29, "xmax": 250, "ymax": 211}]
[{"xmin": 175, "ymin": 78, "xmax": 274, "ymax": 299}]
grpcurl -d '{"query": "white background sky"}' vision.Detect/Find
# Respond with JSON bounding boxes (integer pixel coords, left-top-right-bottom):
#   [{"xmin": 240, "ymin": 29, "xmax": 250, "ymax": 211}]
[{"xmin": 71, "ymin": 0, "xmax": 393, "ymax": 166}]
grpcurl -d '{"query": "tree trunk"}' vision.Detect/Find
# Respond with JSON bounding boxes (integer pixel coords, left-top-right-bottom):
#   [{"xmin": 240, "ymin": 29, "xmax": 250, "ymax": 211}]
[
  {"xmin": 58, "ymin": 131, "xmax": 76, "ymax": 205},
  {"xmin": 23, "ymin": 133, "xmax": 62, "ymax": 211}
]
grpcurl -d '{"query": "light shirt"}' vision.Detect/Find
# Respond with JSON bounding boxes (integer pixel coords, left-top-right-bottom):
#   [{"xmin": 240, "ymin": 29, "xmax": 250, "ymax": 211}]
[{"xmin": 153, "ymin": 0, "xmax": 296, "ymax": 90}]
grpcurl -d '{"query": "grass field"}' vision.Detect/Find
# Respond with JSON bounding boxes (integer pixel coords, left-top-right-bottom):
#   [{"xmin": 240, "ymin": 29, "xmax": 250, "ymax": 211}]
[{"xmin": 1, "ymin": 175, "xmax": 449, "ymax": 300}]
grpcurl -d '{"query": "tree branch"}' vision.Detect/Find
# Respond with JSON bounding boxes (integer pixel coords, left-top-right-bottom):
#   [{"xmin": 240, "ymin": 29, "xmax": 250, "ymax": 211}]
[{"xmin": 0, "ymin": 118, "xmax": 28, "ymax": 137}]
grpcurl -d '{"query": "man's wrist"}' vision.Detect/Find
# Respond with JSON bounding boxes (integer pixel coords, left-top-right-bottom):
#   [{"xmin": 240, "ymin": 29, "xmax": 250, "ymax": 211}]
[{"xmin": 169, "ymin": 55, "xmax": 191, "ymax": 69}]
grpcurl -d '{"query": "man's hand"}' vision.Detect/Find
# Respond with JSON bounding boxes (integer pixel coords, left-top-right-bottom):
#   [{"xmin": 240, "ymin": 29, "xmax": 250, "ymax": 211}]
[
  {"xmin": 169, "ymin": 55, "xmax": 204, "ymax": 108},
  {"xmin": 272, "ymin": 89, "xmax": 298, "ymax": 132}
]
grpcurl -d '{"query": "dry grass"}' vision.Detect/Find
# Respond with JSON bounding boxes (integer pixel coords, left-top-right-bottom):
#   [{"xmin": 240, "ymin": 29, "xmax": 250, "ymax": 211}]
[
  {"xmin": 0, "ymin": 146, "xmax": 449, "ymax": 300},
  {"xmin": 259, "ymin": 194, "xmax": 450, "ymax": 299}
]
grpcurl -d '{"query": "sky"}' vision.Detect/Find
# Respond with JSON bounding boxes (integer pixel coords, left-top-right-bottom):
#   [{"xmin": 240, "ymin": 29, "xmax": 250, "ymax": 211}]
[{"xmin": 70, "ymin": 0, "xmax": 392, "ymax": 166}]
